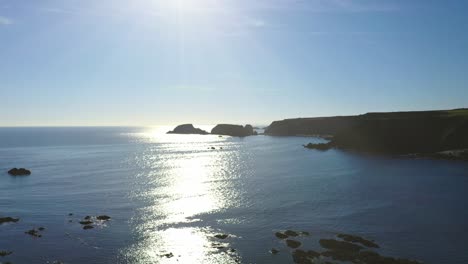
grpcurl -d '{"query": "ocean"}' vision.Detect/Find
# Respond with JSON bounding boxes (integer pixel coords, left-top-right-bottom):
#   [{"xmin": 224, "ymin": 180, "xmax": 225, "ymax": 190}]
[{"xmin": 1, "ymin": 126, "xmax": 468, "ymax": 263}]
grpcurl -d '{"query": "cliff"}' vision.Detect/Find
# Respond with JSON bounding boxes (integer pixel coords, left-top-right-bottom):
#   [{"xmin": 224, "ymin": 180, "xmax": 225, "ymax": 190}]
[
  {"xmin": 267, "ymin": 109, "xmax": 468, "ymax": 154},
  {"xmin": 265, "ymin": 116, "xmax": 357, "ymax": 136}
]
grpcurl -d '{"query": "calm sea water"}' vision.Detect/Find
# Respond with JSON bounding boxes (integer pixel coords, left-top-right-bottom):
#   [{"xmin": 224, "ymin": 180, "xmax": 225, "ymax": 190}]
[{"xmin": 1, "ymin": 127, "xmax": 468, "ymax": 264}]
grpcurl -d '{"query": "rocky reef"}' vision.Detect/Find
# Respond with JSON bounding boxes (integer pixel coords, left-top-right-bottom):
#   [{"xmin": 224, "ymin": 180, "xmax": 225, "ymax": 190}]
[
  {"xmin": 167, "ymin": 124, "xmax": 209, "ymax": 135},
  {"xmin": 271, "ymin": 229, "xmax": 422, "ymax": 264},
  {"xmin": 268, "ymin": 109, "xmax": 468, "ymax": 157},
  {"xmin": 211, "ymin": 124, "xmax": 257, "ymax": 137}
]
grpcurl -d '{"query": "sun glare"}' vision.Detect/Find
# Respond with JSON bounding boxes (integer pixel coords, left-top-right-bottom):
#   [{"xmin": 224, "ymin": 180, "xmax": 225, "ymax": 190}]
[{"xmin": 150, "ymin": 0, "xmax": 223, "ymax": 14}]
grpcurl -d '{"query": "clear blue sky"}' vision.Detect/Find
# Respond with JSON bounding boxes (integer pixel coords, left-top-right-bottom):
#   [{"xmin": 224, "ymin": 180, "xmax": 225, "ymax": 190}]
[{"xmin": 1, "ymin": 0, "xmax": 467, "ymax": 126}]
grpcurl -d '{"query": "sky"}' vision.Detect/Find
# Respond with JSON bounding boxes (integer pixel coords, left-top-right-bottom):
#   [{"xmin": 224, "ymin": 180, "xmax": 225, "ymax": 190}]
[{"xmin": 1, "ymin": 0, "xmax": 467, "ymax": 126}]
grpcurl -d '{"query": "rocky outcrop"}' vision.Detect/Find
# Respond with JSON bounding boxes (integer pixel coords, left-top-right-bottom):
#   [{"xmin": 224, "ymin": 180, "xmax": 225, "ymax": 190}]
[
  {"xmin": 330, "ymin": 109, "xmax": 468, "ymax": 154},
  {"xmin": 270, "ymin": 109, "xmax": 468, "ymax": 155},
  {"xmin": 167, "ymin": 124, "xmax": 209, "ymax": 135},
  {"xmin": 7, "ymin": 168, "xmax": 31, "ymax": 176},
  {"xmin": 211, "ymin": 124, "xmax": 257, "ymax": 137}
]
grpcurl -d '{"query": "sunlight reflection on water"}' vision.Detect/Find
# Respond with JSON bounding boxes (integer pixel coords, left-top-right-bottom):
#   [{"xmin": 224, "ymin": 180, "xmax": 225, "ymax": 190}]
[{"xmin": 121, "ymin": 127, "xmax": 242, "ymax": 263}]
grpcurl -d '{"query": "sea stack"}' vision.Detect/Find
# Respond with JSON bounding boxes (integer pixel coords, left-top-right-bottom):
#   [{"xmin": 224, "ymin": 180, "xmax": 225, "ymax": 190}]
[
  {"xmin": 167, "ymin": 124, "xmax": 209, "ymax": 135},
  {"xmin": 211, "ymin": 124, "xmax": 257, "ymax": 137}
]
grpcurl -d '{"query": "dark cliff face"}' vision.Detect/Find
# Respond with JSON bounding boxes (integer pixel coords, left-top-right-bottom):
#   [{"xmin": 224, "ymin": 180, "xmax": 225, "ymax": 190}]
[
  {"xmin": 332, "ymin": 110, "xmax": 468, "ymax": 154},
  {"xmin": 265, "ymin": 116, "xmax": 357, "ymax": 136},
  {"xmin": 167, "ymin": 124, "xmax": 209, "ymax": 135},
  {"xmin": 211, "ymin": 124, "xmax": 256, "ymax": 137},
  {"xmin": 267, "ymin": 109, "xmax": 468, "ymax": 154}
]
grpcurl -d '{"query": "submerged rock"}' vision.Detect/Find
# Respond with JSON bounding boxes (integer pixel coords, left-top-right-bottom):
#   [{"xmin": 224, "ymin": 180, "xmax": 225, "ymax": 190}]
[
  {"xmin": 275, "ymin": 232, "xmax": 288, "ymax": 239},
  {"xmin": 79, "ymin": 220, "xmax": 93, "ymax": 225},
  {"xmin": 0, "ymin": 251, "xmax": 12, "ymax": 257},
  {"xmin": 0, "ymin": 217, "xmax": 19, "ymax": 224},
  {"xmin": 319, "ymin": 239, "xmax": 363, "ymax": 252},
  {"xmin": 319, "ymin": 238, "xmax": 363, "ymax": 262},
  {"xmin": 292, "ymin": 249, "xmax": 320, "ymax": 264},
  {"xmin": 286, "ymin": 239, "xmax": 302, "ymax": 249},
  {"xmin": 38, "ymin": 227, "xmax": 45, "ymax": 231},
  {"xmin": 167, "ymin": 124, "xmax": 209, "ymax": 135},
  {"xmin": 323, "ymin": 248, "xmax": 421, "ymax": 264},
  {"xmin": 84, "ymin": 216, "xmax": 91, "ymax": 220},
  {"xmin": 337, "ymin": 233, "xmax": 379, "ymax": 248},
  {"xmin": 7, "ymin": 168, "xmax": 31, "ymax": 176},
  {"xmin": 270, "ymin": 248, "xmax": 279, "ymax": 254},
  {"xmin": 83, "ymin": 225, "xmax": 94, "ymax": 230},
  {"xmin": 25, "ymin": 229, "xmax": 42, "ymax": 238}
]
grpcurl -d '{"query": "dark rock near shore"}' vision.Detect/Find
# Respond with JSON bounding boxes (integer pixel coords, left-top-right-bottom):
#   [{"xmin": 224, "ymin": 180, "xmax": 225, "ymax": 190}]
[
  {"xmin": 0, "ymin": 251, "xmax": 12, "ymax": 257},
  {"xmin": 286, "ymin": 239, "xmax": 302, "ymax": 249},
  {"xmin": 284, "ymin": 230, "xmax": 299, "ymax": 237},
  {"xmin": 79, "ymin": 220, "xmax": 93, "ymax": 225},
  {"xmin": 337, "ymin": 233, "xmax": 379, "ymax": 248},
  {"xmin": 25, "ymin": 229, "xmax": 42, "ymax": 238},
  {"xmin": 270, "ymin": 248, "xmax": 279, "ymax": 254},
  {"xmin": 304, "ymin": 142, "xmax": 333, "ymax": 151},
  {"xmin": 214, "ymin": 234, "xmax": 228, "ymax": 239},
  {"xmin": 319, "ymin": 239, "xmax": 363, "ymax": 252},
  {"xmin": 0, "ymin": 217, "xmax": 19, "ymax": 224},
  {"xmin": 211, "ymin": 124, "xmax": 257, "ymax": 137},
  {"xmin": 83, "ymin": 225, "xmax": 94, "ymax": 230},
  {"xmin": 167, "ymin": 124, "xmax": 209, "ymax": 135},
  {"xmin": 275, "ymin": 232, "xmax": 288, "ymax": 239},
  {"xmin": 96, "ymin": 215, "xmax": 111, "ymax": 221},
  {"xmin": 162, "ymin": 252, "xmax": 174, "ymax": 258},
  {"xmin": 7, "ymin": 168, "xmax": 31, "ymax": 176},
  {"xmin": 292, "ymin": 249, "xmax": 320, "ymax": 264}
]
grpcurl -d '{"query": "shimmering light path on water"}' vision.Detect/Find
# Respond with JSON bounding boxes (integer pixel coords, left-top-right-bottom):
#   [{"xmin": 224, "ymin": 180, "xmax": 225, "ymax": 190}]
[{"xmin": 0, "ymin": 127, "xmax": 468, "ymax": 263}]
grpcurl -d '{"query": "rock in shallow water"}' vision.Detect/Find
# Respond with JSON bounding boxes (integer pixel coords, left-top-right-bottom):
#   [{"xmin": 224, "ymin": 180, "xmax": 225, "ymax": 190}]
[
  {"xmin": 25, "ymin": 229, "xmax": 42, "ymax": 238},
  {"xmin": 275, "ymin": 232, "xmax": 288, "ymax": 239},
  {"xmin": 337, "ymin": 233, "xmax": 379, "ymax": 248},
  {"xmin": 7, "ymin": 168, "xmax": 31, "ymax": 176},
  {"xmin": 285, "ymin": 230, "xmax": 299, "ymax": 237},
  {"xmin": 96, "ymin": 215, "xmax": 111, "ymax": 221},
  {"xmin": 292, "ymin": 249, "xmax": 320, "ymax": 264},
  {"xmin": 286, "ymin": 239, "xmax": 302, "ymax": 249},
  {"xmin": 0, "ymin": 217, "xmax": 19, "ymax": 224},
  {"xmin": 214, "ymin": 234, "xmax": 229, "ymax": 239},
  {"xmin": 0, "ymin": 251, "xmax": 13, "ymax": 257},
  {"xmin": 319, "ymin": 238, "xmax": 363, "ymax": 252}
]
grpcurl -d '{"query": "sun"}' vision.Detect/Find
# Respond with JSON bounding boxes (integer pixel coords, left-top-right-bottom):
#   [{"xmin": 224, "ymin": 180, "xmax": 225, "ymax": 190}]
[{"xmin": 151, "ymin": 0, "xmax": 220, "ymax": 14}]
